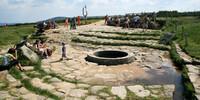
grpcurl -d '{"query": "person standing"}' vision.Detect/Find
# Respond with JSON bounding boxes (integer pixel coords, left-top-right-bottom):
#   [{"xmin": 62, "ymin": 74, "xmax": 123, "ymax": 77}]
[
  {"xmin": 77, "ymin": 16, "xmax": 81, "ymax": 26},
  {"xmin": 70, "ymin": 17, "xmax": 77, "ymax": 30},
  {"xmin": 60, "ymin": 42, "xmax": 67, "ymax": 60},
  {"xmin": 105, "ymin": 15, "xmax": 108, "ymax": 25},
  {"xmin": 142, "ymin": 15, "xmax": 149, "ymax": 31},
  {"xmin": 124, "ymin": 16, "xmax": 130, "ymax": 28},
  {"xmin": 133, "ymin": 15, "xmax": 140, "ymax": 28},
  {"xmin": 65, "ymin": 18, "xmax": 69, "ymax": 29},
  {"xmin": 70, "ymin": 18, "xmax": 73, "ymax": 30},
  {"xmin": 73, "ymin": 17, "xmax": 77, "ymax": 29}
]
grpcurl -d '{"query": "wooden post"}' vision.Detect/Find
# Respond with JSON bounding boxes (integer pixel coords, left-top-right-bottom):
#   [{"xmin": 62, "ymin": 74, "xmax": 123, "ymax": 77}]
[
  {"xmin": 184, "ymin": 32, "xmax": 188, "ymax": 47},
  {"xmin": 174, "ymin": 21, "xmax": 177, "ymax": 33},
  {"xmin": 181, "ymin": 26, "xmax": 184, "ymax": 40}
]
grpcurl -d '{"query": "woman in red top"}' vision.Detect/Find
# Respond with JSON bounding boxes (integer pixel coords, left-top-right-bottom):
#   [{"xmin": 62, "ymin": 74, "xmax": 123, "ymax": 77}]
[
  {"xmin": 65, "ymin": 18, "xmax": 69, "ymax": 29},
  {"xmin": 77, "ymin": 16, "xmax": 81, "ymax": 26}
]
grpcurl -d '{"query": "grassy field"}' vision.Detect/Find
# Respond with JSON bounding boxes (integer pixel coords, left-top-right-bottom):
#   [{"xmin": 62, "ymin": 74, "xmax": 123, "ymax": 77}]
[
  {"xmin": 0, "ymin": 24, "xmax": 35, "ymax": 48},
  {"xmin": 163, "ymin": 16, "xmax": 200, "ymax": 59},
  {"xmin": 0, "ymin": 19, "xmax": 103, "ymax": 49}
]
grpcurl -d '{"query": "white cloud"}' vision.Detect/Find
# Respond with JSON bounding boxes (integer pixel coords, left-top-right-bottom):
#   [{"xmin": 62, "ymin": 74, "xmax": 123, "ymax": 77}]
[{"xmin": 0, "ymin": 0, "xmax": 200, "ymax": 23}]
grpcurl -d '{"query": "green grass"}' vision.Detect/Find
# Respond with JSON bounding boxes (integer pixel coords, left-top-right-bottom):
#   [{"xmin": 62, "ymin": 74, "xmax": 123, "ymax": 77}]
[
  {"xmin": 9, "ymin": 67, "xmax": 23, "ymax": 80},
  {"xmin": 72, "ymin": 37, "xmax": 170, "ymax": 51},
  {"xmin": 163, "ymin": 17, "xmax": 200, "ymax": 59},
  {"xmin": 79, "ymin": 33, "xmax": 160, "ymax": 41},
  {"xmin": 0, "ymin": 24, "xmax": 34, "ymax": 47},
  {"xmin": 33, "ymin": 60, "xmax": 47, "ymax": 76},
  {"xmin": 87, "ymin": 31, "xmax": 162, "ymax": 36},
  {"xmin": 0, "ymin": 80, "xmax": 9, "ymax": 90},
  {"xmin": 25, "ymin": 59, "xmax": 80, "ymax": 84},
  {"xmin": 21, "ymin": 79, "xmax": 60, "ymax": 100},
  {"xmin": 170, "ymin": 43, "xmax": 184, "ymax": 68},
  {"xmin": 8, "ymin": 67, "xmax": 60, "ymax": 100}
]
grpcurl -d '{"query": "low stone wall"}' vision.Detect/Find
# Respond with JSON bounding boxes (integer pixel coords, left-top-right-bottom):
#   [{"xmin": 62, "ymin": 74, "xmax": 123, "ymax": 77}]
[{"xmin": 175, "ymin": 43, "xmax": 199, "ymax": 99}]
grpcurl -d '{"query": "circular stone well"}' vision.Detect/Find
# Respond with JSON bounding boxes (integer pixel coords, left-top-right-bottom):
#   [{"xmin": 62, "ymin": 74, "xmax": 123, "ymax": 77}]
[{"xmin": 86, "ymin": 50, "xmax": 134, "ymax": 65}]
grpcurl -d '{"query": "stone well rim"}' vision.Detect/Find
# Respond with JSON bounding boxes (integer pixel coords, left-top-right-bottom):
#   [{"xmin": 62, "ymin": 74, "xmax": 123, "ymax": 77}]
[
  {"xmin": 88, "ymin": 50, "xmax": 133, "ymax": 59},
  {"xmin": 85, "ymin": 50, "xmax": 135, "ymax": 65}
]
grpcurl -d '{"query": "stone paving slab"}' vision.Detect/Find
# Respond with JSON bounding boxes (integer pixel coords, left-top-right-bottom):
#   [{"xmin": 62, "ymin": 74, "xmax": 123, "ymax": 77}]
[
  {"xmin": 0, "ymin": 70, "xmax": 8, "ymax": 80},
  {"xmin": 31, "ymin": 78, "xmax": 55, "ymax": 91},
  {"xmin": 186, "ymin": 64, "xmax": 200, "ymax": 98},
  {"xmin": 175, "ymin": 43, "xmax": 192, "ymax": 63},
  {"xmin": 111, "ymin": 86, "xmax": 127, "ymax": 99}
]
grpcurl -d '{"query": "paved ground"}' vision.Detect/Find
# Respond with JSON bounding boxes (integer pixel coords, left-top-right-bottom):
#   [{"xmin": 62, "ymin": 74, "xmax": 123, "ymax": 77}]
[{"xmin": 0, "ymin": 21, "xmax": 179, "ymax": 100}]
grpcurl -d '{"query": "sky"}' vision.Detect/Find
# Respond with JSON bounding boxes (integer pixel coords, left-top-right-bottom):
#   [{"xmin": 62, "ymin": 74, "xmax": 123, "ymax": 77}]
[{"xmin": 0, "ymin": 0, "xmax": 200, "ymax": 23}]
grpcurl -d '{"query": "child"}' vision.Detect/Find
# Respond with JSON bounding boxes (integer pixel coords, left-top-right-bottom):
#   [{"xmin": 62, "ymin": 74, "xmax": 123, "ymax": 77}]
[{"xmin": 60, "ymin": 42, "xmax": 66, "ymax": 60}]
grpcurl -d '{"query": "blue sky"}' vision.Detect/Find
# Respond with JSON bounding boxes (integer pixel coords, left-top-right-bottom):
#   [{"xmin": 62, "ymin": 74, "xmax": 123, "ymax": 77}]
[{"xmin": 0, "ymin": 0, "xmax": 200, "ymax": 23}]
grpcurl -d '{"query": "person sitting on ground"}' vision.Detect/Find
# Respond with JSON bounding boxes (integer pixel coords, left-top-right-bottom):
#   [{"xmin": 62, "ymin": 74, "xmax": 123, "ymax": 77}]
[
  {"xmin": 38, "ymin": 41, "xmax": 49, "ymax": 59},
  {"xmin": 0, "ymin": 48, "xmax": 24, "ymax": 71},
  {"xmin": 33, "ymin": 40, "xmax": 41, "ymax": 51},
  {"xmin": 33, "ymin": 40, "xmax": 48, "ymax": 58},
  {"xmin": 60, "ymin": 42, "xmax": 67, "ymax": 60}
]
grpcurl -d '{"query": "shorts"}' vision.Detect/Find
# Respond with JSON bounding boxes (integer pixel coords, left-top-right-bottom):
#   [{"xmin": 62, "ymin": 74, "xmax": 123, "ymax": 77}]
[
  {"xmin": 0, "ymin": 59, "xmax": 19, "ymax": 71},
  {"xmin": 62, "ymin": 53, "xmax": 66, "ymax": 58},
  {"xmin": 10, "ymin": 59, "xmax": 19, "ymax": 66}
]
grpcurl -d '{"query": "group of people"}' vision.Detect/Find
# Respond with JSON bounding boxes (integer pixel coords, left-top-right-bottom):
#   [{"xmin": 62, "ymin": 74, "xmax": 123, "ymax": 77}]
[
  {"xmin": 105, "ymin": 13, "xmax": 157, "ymax": 29},
  {"xmin": 34, "ymin": 20, "xmax": 57, "ymax": 35},
  {"xmin": 105, "ymin": 15, "xmax": 131, "ymax": 28},
  {"xmin": 65, "ymin": 16, "xmax": 81, "ymax": 30},
  {"xmin": 33, "ymin": 39, "xmax": 52, "ymax": 59},
  {"xmin": 45, "ymin": 20, "xmax": 57, "ymax": 29},
  {"xmin": 0, "ymin": 38, "xmax": 68, "ymax": 72}
]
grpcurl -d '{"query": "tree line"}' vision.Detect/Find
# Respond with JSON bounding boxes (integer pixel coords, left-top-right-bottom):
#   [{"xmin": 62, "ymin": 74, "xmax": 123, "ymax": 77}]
[{"xmin": 157, "ymin": 11, "xmax": 200, "ymax": 17}]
